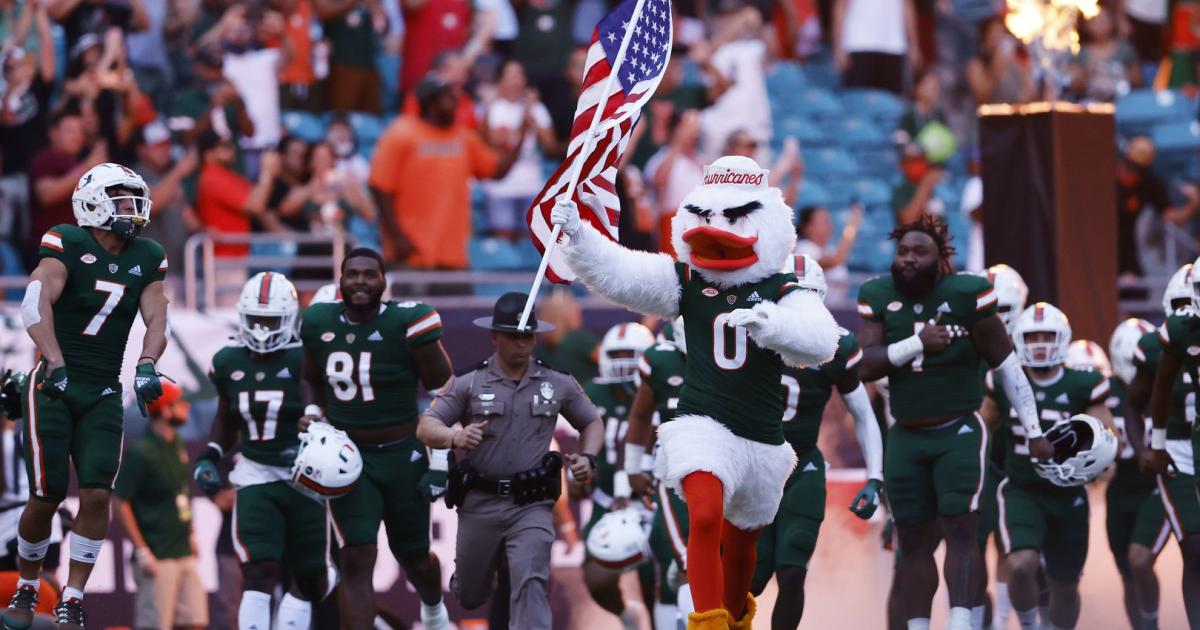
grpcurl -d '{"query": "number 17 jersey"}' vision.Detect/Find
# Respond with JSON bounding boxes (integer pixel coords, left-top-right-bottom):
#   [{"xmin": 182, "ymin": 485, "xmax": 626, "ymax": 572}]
[
  {"xmin": 209, "ymin": 344, "xmax": 304, "ymax": 468},
  {"xmin": 299, "ymin": 301, "xmax": 443, "ymax": 428}
]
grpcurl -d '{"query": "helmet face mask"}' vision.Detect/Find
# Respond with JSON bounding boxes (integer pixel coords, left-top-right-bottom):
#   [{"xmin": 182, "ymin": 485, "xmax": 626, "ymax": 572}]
[
  {"xmin": 597, "ymin": 323, "xmax": 655, "ymax": 384},
  {"xmin": 72, "ymin": 164, "xmax": 153, "ymax": 238},
  {"xmin": 1034, "ymin": 414, "xmax": 1119, "ymax": 487},
  {"xmin": 237, "ymin": 273, "xmax": 299, "ymax": 355},
  {"xmin": 1012, "ymin": 303, "xmax": 1072, "ymax": 369}
]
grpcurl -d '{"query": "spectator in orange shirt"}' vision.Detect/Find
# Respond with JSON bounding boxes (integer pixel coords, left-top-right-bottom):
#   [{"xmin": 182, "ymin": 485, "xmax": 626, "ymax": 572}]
[
  {"xmin": 195, "ymin": 130, "xmax": 278, "ymax": 293},
  {"xmin": 368, "ymin": 75, "xmax": 521, "ymax": 270}
]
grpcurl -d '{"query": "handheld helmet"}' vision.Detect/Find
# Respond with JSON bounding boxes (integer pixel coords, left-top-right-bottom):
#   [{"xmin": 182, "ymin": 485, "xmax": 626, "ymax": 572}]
[
  {"xmin": 237, "ymin": 272, "xmax": 300, "ymax": 354},
  {"xmin": 1012, "ymin": 303, "xmax": 1072, "ymax": 368},
  {"xmin": 1064, "ymin": 340, "xmax": 1112, "ymax": 378},
  {"xmin": 597, "ymin": 323, "xmax": 656, "ymax": 383},
  {"xmin": 1034, "ymin": 414, "xmax": 1119, "ymax": 487},
  {"xmin": 311, "ymin": 283, "xmax": 342, "ymax": 305},
  {"xmin": 1108, "ymin": 318, "xmax": 1155, "ymax": 385},
  {"xmin": 585, "ymin": 507, "xmax": 652, "ymax": 572},
  {"xmin": 290, "ymin": 422, "xmax": 363, "ymax": 501},
  {"xmin": 794, "ymin": 254, "xmax": 828, "ymax": 300},
  {"xmin": 72, "ymin": 163, "xmax": 153, "ymax": 239},
  {"xmin": 983, "ymin": 264, "xmax": 1028, "ymax": 331}
]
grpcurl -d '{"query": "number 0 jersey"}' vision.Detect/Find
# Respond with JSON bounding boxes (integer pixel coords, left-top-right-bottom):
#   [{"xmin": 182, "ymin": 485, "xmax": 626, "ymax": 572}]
[
  {"xmin": 1134, "ymin": 330, "xmax": 1195, "ymax": 440},
  {"xmin": 637, "ymin": 342, "xmax": 686, "ymax": 424},
  {"xmin": 38, "ymin": 225, "xmax": 167, "ymax": 380},
  {"xmin": 673, "ymin": 262, "xmax": 804, "ymax": 445},
  {"xmin": 856, "ymin": 273, "xmax": 998, "ymax": 424},
  {"xmin": 299, "ymin": 300, "xmax": 442, "ymax": 428},
  {"xmin": 209, "ymin": 344, "xmax": 305, "ymax": 468},
  {"xmin": 986, "ymin": 367, "xmax": 1108, "ymax": 486},
  {"xmin": 780, "ymin": 330, "xmax": 862, "ymax": 455}
]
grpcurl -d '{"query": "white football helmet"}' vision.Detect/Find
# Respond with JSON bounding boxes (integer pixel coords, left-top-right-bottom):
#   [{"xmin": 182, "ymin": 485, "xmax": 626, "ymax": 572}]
[
  {"xmin": 585, "ymin": 507, "xmax": 652, "ymax": 572},
  {"xmin": 794, "ymin": 254, "xmax": 827, "ymax": 300},
  {"xmin": 1012, "ymin": 302, "xmax": 1072, "ymax": 368},
  {"xmin": 982, "ymin": 264, "xmax": 1028, "ymax": 331},
  {"xmin": 597, "ymin": 323, "xmax": 656, "ymax": 383},
  {"xmin": 1109, "ymin": 318, "xmax": 1156, "ymax": 385},
  {"xmin": 311, "ymin": 283, "xmax": 342, "ymax": 305},
  {"xmin": 1034, "ymin": 414, "xmax": 1119, "ymax": 487},
  {"xmin": 290, "ymin": 422, "xmax": 363, "ymax": 501},
  {"xmin": 672, "ymin": 315, "xmax": 687, "ymax": 356},
  {"xmin": 1167, "ymin": 263, "xmax": 1194, "ymax": 315},
  {"xmin": 237, "ymin": 272, "xmax": 299, "ymax": 354},
  {"xmin": 72, "ymin": 163, "xmax": 153, "ymax": 236},
  {"xmin": 1064, "ymin": 340, "xmax": 1112, "ymax": 378}
]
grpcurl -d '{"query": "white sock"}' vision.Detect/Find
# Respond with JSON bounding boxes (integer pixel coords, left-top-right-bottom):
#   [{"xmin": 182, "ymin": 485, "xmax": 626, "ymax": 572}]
[
  {"xmin": 654, "ymin": 602, "xmax": 679, "ymax": 630},
  {"xmin": 676, "ymin": 584, "xmax": 694, "ymax": 615},
  {"xmin": 907, "ymin": 619, "xmax": 932, "ymax": 630},
  {"xmin": 619, "ymin": 604, "xmax": 639, "ymax": 630},
  {"xmin": 239, "ymin": 590, "xmax": 272, "ymax": 630},
  {"xmin": 948, "ymin": 607, "xmax": 971, "ymax": 630},
  {"xmin": 419, "ymin": 599, "xmax": 449, "ymax": 630},
  {"xmin": 61, "ymin": 587, "xmax": 83, "ymax": 602},
  {"xmin": 971, "ymin": 605, "xmax": 986, "ymax": 629},
  {"xmin": 1141, "ymin": 607, "xmax": 1159, "ymax": 629},
  {"xmin": 1038, "ymin": 605, "xmax": 1052, "ymax": 628},
  {"xmin": 274, "ymin": 592, "xmax": 311, "ymax": 629},
  {"xmin": 995, "ymin": 583, "xmax": 1012, "ymax": 628},
  {"xmin": 14, "ymin": 578, "xmax": 38, "ymax": 592},
  {"xmin": 1015, "ymin": 607, "xmax": 1038, "ymax": 629}
]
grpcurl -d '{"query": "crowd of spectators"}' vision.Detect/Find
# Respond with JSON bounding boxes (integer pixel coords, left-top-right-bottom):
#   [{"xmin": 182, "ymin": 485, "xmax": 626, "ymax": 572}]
[{"xmin": 0, "ymin": 0, "xmax": 1198, "ymax": 300}]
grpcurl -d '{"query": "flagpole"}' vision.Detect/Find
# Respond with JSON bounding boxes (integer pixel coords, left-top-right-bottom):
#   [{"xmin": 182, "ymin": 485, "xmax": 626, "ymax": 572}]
[{"xmin": 518, "ymin": 0, "xmax": 654, "ymax": 331}]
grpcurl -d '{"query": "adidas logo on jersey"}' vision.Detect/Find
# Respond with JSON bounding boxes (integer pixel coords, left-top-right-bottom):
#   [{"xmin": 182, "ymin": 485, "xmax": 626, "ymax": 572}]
[
  {"xmin": 1072, "ymin": 497, "xmax": 1085, "ymax": 508},
  {"xmin": 129, "ymin": 265, "xmax": 142, "ymax": 277},
  {"xmin": 368, "ymin": 331, "xmax": 383, "ymax": 342},
  {"xmin": 957, "ymin": 424, "xmax": 973, "ymax": 435},
  {"xmin": 410, "ymin": 451, "xmax": 424, "ymax": 463},
  {"xmin": 100, "ymin": 388, "xmax": 115, "ymax": 396},
  {"xmin": 276, "ymin": 367, "xmax": 291, "ymax": 378},
  {"xmin": 802, "ymin": 462, "xmax": 819, "ymax": 472},
  {"xmin": 747, "ymin": 291, "xmax": 762, "ymax": 303},
  {"xmin": 937, "ymin": 302, "xmax": 951, "ymax": 313},
  {"xmin": 1055, "ymin": 393, "xmax": 1069, "ymax": 404}
]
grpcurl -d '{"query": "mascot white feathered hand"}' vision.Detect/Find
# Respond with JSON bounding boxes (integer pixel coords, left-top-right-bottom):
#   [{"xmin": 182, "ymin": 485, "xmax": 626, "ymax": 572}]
[{"xmin": 552, "ymin": 155, "xmax": 839, "ymax": 630}]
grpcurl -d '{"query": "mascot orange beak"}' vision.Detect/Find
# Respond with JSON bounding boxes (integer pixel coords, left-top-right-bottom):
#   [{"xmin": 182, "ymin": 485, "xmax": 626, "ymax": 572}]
[{"xmin": 682, "ymin": 225, "xmax": 759, "ymax": 271}]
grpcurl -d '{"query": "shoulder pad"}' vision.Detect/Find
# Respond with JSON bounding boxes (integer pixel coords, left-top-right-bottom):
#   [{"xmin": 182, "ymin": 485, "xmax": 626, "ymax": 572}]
[{"xmin": 455, "ymin": 359, "xmax": 489, "ymax": 377}]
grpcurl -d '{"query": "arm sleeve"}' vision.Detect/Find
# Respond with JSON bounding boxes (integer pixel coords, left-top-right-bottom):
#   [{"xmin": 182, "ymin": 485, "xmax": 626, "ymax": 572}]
[
  {"xmin": 843, "ymin": 383, "xmax": 883, "ymax": 480},
  {"xmin": 422, "ymin": 375, "xmax": 469, "ymax": 426},
  {"xmin": 405, "ymin": 304, "xmax": 443, "ymax": 348},
  {"xmin": 561, "ymin": 376, "xmax": 601, "ymax": 432}
]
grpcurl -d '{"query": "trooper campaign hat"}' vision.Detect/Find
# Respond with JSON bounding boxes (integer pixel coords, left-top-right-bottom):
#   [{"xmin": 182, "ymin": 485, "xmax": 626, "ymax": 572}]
[{"xmin": 473, "ymin": 292, "xmax": 556, "ymax": 333}]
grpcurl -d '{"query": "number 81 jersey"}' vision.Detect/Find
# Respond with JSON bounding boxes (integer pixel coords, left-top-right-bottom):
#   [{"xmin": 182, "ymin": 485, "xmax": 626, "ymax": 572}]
[
  {"xmin": 299, "ymin": 300, "xmax": 443, "ymax": 428},
  {"xmin": 38, "ymin": 224, "xmax": 167, "ymax": 380},
  {"xmin": 209, "ymin": 343, "xmax": 305, "ymax": 467}
]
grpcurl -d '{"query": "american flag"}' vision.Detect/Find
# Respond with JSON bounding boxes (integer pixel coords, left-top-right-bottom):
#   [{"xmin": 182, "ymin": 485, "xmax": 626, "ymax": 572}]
[{"xmin": 525, "ymin": 0, "xmax": 673, "ymax": 284}]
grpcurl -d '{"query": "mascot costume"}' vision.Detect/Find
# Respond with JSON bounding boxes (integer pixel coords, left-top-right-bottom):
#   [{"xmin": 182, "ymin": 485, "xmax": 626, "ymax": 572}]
[{"xmin": 551, "ymin": 155, "xmax": 840, "ymax": 629}]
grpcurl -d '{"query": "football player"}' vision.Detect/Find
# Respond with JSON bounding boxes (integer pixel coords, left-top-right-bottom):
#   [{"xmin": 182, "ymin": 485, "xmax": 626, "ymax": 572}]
[
  {"xmin": 983, "ymin": 303, "xmax": 1112, "ymax": 630},
  {"xmin": 749, "ymin": 254, "xmax": 884, "ymax": 629},
  {"xmin": 624, "ymin": 317, "xmax": 690, "ymax": 630},
  {"xmin": 4, "ymin": 163, "xmax": 170, "ymax": 630},
  {"xmin": 192, "ymin": 273, "xmax": 332, "ymax": 630},
  {"xmin": 1143, "ymin": 261, "xmax": 1200, "ymax": 628},
  {"xmin": 580, "ymin": 322, "xmax": 657, "ymax": 630},
  {"xmin": 1102, "ymin": 320, "xmax": 1170, "ymax": 630},
  {"xmin": 298, "ymin": 247, "xmax": 453, "ymax": 630},
  {"xmin": 856, "ymin": 215, "xmax": 1048, "ymax": 630}
]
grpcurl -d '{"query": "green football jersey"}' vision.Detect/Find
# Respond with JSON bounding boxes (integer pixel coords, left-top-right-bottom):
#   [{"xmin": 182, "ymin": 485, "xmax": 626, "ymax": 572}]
[
  {"xmin": 780, "ymin": 330, "xmax": 862, "ymax": 454},
  {"xmin": 584, "ymin": 380, "xmax": 635, "ymax": 496},
  {"xmin": 299, "ymin": 300, "xmax": 442, "ymax": 428},
  {"xmin": 857, "ymin": 273, "xmax": 998, "ymax": 424},
  {"xmin": 37, "ymin": 225, "xmax": 167, "ymax": 380},
  {"xmin": 673, "ymin": 262, "xmax": 803, "ymax": 445},
  {"xmin": 637, "ymin": 343, "xmax": 686, "ymax": 424},
  {"xmin": 987, "ymin": 367, "xmax": 1108, "ymax": 485},
  {"xmin": 1107, "ymin": 377, "xmax": 1157, "ymax": 493},
  {"xmin": 1139, "ymin": 326, "xmax": 1199, "ymax": 439},
  {"xmin": 209, "ymin": 343, "xmax": 305, "ymax": 468}
]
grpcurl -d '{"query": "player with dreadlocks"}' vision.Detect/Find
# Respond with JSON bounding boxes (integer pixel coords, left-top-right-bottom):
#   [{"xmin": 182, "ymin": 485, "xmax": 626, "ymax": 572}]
[{"xmin": 857, "ymin": 214, "xmax": 1050, "ymax": 630}]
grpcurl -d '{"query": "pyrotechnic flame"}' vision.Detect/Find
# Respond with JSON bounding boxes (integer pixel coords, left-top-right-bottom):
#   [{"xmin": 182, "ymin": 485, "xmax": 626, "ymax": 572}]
[{"xmin": 1005, "ymin": 0, "xmax": 1100, "ymax": 54}]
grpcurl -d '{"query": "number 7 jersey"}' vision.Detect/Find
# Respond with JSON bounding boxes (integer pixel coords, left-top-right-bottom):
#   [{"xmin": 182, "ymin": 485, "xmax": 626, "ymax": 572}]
[
  {"xmin": 38, "ymin": 224, "xmax": 167, "ymax": 380},
  {"xmin": 299, "ymin": 300, "xmax": 443, "ymax": 428}
]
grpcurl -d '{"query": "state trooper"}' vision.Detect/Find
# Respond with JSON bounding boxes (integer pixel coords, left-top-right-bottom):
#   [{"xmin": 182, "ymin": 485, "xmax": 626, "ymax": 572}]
[{"xmin": 417, "ymin": 291, "xmax": 603, "ymax": 630}]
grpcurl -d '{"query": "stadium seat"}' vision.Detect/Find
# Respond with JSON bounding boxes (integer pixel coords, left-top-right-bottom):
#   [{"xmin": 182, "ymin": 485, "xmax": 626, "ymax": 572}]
[
  {"xmin": 840, "ymin": 89, "xmax": 905, "ymax": 127},
  {"xmin": 766, "ymin": 61, "xmax": 806, "ymax": 97},
  {"xmin": 1151, "ymin": 120, "xmax": 1200, "ymax": 155},
  {"xmin": 833, "ymin": 117, "xmax": 890, "ymax": 148},
  {"xmin": 775, "ymin": 116, "xmax": 828, "ymax": 145},
  {"xmin": 803, "ymin": 147, "xmax": 859, "ymax": 177},
  {"xmin": 850, "ymin": 147, "xmax": 900, "ymax": 178},
  {"xmin": 281, "ymin": 110, "xmax": 326, "ymax": 142},
  {"xmin": 1115, "ymin": 89, "xmax": 1197, "ymax": 137},
  {"xmin": 848, "ymin": 178, "xmax": 892, "ymax": 207},
  {"xmin": 951, "ymin": 0, "xmax": 1000, "ymax": 22},
  {"xmin": 800, "ymin": 59, "xmax": 841, "ymax": 89},
  {"xmin": 795, "ymin": 179, "xmax": 832, "ymax": 209},
  {"xmin": 469, "ymin": 237, "xmax": 525, "ymax": 271},
  {"xmin": 792, "ymin": 87, "xmax": 843, "ymax": 119},
  {"xmin": 347, "ymin": 112, "xmax": 386, "ymax": 144}
]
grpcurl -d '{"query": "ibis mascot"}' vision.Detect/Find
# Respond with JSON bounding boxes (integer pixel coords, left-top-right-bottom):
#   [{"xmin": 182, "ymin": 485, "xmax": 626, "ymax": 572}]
[{"xmin": 551, "ymin": 156, "xmax": 840, "ymax": 629}]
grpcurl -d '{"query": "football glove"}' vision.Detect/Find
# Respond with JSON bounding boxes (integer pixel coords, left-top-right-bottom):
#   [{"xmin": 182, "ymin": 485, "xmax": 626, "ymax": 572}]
[
  {"xmin": 193, "ymin": 445, "xmax": 223, "ymax": 497},
  {"xmin": 417, "ymin": 469, "xmax": 449, "ymax": 502},
  {"xmin": 39, "ymin": 365, "xmax": 69, "ymax": 402},
  {"xmin": 134, "ymin": 363, "xmax": 165, "ymax": 417},
  {"xmin": 849, "ymin": 478, "xmax": 883, "ymax": 520}
]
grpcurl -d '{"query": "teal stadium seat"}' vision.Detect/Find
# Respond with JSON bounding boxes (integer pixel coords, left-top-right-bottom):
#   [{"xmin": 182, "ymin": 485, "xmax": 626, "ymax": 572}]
[
  {"xmin": 804, "ymin": 147, "xmax": 859, "ymax": 177},
  {"xmin": 840, "ymin": 90, "xmax": 905, "ymax": 128},
  {"xmin": 281, "ymin": 110, "xmax": 325, "ymax": 142},
  {"xmin": 347, "ymin": 112, "xmax": 386, "ymax": 145},
  {"xmin": 833, "ymin": 117, "xmax": 890, "ymax": 148},
  {"xmin": 1116, "ymin": 89, "xmax": 1196, "ymax": 138}
]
